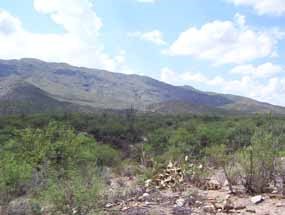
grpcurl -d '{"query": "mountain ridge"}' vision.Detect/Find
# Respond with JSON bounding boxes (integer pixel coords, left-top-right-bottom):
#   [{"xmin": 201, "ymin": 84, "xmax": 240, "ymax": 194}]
[{"xmin": 0, "ymin": 58, "xmax": 284, "ymax": 115}]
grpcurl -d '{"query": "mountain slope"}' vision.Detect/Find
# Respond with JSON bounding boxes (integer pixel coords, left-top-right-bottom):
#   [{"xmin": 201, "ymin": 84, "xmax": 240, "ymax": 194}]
[
  {"xmin": 0, "ymin": 80, "xmax": 94, "ymax": 115},
  {"xmin": 0, "ymin": 58, "xmax": 284, "ymax": 115}
]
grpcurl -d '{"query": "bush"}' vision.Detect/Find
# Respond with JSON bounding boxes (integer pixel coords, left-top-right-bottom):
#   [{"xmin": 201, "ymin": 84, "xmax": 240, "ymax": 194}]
[
  {"xmin": 41, "ymin": 168, "xmax": 103, "ymax": 215},
  {"xmin": 0, "ymin": 121, "xmax": 120, "ymax": 208},
  {"xmin": 0, "ymin": 156, "xmax": 33, "ymax": 204},
  {"xmin": 237, "ymin": 129, "xmax": 276, "ymax": 193},
  {"xmin": 94, "ymin": 144, "xmax": 121, "ymax": 167}
]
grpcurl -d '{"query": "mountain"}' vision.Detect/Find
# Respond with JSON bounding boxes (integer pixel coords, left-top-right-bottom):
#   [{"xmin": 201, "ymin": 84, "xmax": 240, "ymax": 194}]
[
  {"xmin": 0, "ymin": 80, "xmax": 94, "ymax": 115},
  {"xmin": 0, "ymin": 58, "xmax": 284, "ymax": 115}
]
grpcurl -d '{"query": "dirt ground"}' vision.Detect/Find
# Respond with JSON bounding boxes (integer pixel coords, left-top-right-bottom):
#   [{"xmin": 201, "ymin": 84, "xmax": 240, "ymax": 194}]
[{"xmin": 104, "ymin": 173, "xmax": 285, "ymax": 215}]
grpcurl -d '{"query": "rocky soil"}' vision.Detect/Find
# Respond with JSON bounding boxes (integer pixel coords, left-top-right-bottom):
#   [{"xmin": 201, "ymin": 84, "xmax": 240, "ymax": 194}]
[
  {"xmin": 104, "ymin": 170, "xmax": 285, "ymax": 215},
  {"xmin": 1, "ymin": 170, "xmax": 284, "ymax": 215}
]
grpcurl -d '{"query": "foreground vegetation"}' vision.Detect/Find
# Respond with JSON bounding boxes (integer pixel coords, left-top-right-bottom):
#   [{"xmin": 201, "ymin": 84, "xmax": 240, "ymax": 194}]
[{"xmin": 1, "ymin": 111, "xmax": 285, "ymax": 214}]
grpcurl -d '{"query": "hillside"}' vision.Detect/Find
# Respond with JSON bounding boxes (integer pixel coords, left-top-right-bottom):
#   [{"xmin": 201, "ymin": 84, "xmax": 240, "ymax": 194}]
[
  {"xmin": 0, "ymin": 58, "xmax": 284, "ymax": 115},
  {"xmin": 0, "ymin": 80, "xmax": 93, "ymax": 115}
]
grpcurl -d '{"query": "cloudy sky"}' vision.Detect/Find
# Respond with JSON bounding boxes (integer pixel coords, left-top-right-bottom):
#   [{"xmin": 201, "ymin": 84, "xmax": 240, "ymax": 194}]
[{"xmin": 0, "ymin": 0, "xmax": 285, "ymax": 105}]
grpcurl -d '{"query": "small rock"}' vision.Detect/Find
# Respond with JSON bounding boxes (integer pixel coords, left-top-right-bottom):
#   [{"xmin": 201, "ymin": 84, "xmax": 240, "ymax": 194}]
[
  {"xmin": 145, "ymin": 179, "xmax": 152, "ymax": 187},
  {"xmin": 145, "ymin": 188, "xmax": 152, "ymax": 193},
  {"xmin": 144, "ymin": 201, "xmax": 150, "ymax": 206},
  {"xmin": 142, "ymin": 193, "xmax": 149, "ymax": 197},
  {"xmin": 125, "ymin": 207, "xmax": 149, "ymax": 215},
  {"xmin": 271, "ymin": 188, "xmax": 278, "ymax": 194},
  {"xmin": 138, "ymin": 193, "xmax": 150, "ymax": 201},
  {"xmin": 185, "ymin": 196, "xmax": 195, "ymax": 206},
  {"xmin": 251, "ymin": 195, "xmax": 264, "ymax": 204},
  {"xmin": 223, "ymin": 195, "xmax": 234, "ymax": 212},
  {"xmin": 105, "ymin": 203, "xmax": 113, "ymax": 208},
  {"xmin": 235, "ymin": 204, "xmax": 246, "ymax": 210},
  {"xmin": 122, "ymin": 206, "xmax": 129, "ymax": 211},
  {"xmin": 223, "ymin": 180, "xmax": 229, "ymax": 187},
  {"xmin": 195, "ymin": 200, "xmax": 203, "ymax": 206},
  {"xmin": 276, "ymin": 203, "xmax": 285, "ymax": 207},
  {"xmin": 207, "ymin": 179, "xmax": 221, "ymax": 190},
  {"xmin": 203, "ymin": 204, "xmax": 216, "ymax": 214},
  {"xmin": 246, "ymin": 209, "xmax": 256, "ymax": 213},
  {"xmin": 72, "ymin": 208, "xmax": 78, "ymax": 214},
  {"xmin": 173, "ymin": 206, "xmax": 191, "ymax": 215},
  {"xmin": 176, "ymin": 198, "xmax": 186, "ymax": 207},
  {"xmin": 213, "ymin": 203, "xmax": 223, "ymax": 210},
  {"xmin": 7, "ymin": 198, "xmax": 33, "ymax": 215}
]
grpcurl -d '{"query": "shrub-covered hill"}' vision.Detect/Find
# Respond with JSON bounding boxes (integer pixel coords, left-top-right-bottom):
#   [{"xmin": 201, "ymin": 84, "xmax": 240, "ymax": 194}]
[{"xmin": 1, "ymin": 58, "xmax": 285, "ymax": 115}]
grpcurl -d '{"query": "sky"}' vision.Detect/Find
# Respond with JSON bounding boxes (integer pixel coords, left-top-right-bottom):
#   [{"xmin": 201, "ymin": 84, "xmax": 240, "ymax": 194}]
[{"xmin": 0, "ymin": 0, "xmax": 285, "ymax": 106}]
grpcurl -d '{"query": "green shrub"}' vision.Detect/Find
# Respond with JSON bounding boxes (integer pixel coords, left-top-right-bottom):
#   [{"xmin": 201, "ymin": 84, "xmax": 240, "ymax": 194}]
[
  {"xmin": 41, "ymin": 169, "xmax": 103, "ymax": 215},
  {"xmin": 0, "ymin": 155, "xmax": 33, "ymax": 203},
  {"xmin": 0, "ymin": 121, "xmax": 119, "ymax": 207},
  {"xmin": 237, "ymin": 129, "xmax": 276, "ymax": 193}
]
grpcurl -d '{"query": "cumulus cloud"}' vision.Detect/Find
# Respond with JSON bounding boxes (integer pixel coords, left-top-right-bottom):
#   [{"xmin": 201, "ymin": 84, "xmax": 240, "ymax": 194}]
[
  {"xmin": 128, "ymin": 30, "xmax": 167, "ymax": 45},
  {"xmin": 230, "ymin": 63, "xmax": 283, "ymax": 78},
  {"xmin": 0, "ymin": 0, "xmax": 131, "ymax": 73},
  {"xmin": 0, "ymin": 10, "xmax": 22, "ymax": 34},
  {"xmin": 34, "ymin": 0, "xmax": 102, "ymax": 37},
  {"xmin": 228, "ymin": 0, "xmax": 285, "ymax": 16},
  {"xmin": 160, "ymin": 67, "xmax": 285, "ymax": 106},
  {"xmin": 165, "ymin": 13, "xmax": 283, "ymax": 65}
]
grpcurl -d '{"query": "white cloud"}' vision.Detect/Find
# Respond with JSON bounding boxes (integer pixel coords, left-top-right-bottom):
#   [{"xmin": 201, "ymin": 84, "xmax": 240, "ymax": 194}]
[
  {"xmin": 234, "ymin": 13, "xmax": 246, "ymax": 28},
  {"xmin": 228, "ymin": 0, "xmax": 285, "ymax": 16},
  {"xmin": 0, "ymin": 10, "xmax": 22, "ymax": 34},
  {"xmin": 34, "ymin": 0, "xmax": 102, "ymax": 37},
  {"xmin": 0, "ymin": 1, "xmax": 132, "ymax": 73},
  {"xmin": 230, "ymin": 63, "xmax": 283, "ymax": 78},
  {"xmin": 166, "ymin": 14, "xmax": 283, "ymax": 65},
  {"xmin": 160, "ymin": 67, "xmax": 225, "ymax": 87},
  {"xmin": 160, "ymin": 67, "xmax": 285, "ymax": 106},
  {"xmin": 128, "ymin": 30, "xmax": 167, "ymax": 45}
]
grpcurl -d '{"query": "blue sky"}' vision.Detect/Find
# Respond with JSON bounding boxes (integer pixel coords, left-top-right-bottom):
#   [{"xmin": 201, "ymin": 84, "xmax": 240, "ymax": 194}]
[{"xmin": 0, "ymin": 0, "xmax": 285, "ymax": 105}]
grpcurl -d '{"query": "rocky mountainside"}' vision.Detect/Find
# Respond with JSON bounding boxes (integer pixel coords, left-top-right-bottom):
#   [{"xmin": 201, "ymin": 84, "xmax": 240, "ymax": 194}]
[{"xmin": 0, "ymin": 58, "xmax": 284, "ymax": 115}]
